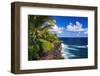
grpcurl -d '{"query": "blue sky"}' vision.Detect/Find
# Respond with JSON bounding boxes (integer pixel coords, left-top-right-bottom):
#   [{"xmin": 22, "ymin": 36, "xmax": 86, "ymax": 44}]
[{"xmin": 50, "ymin": 16, "xmax": 88, "ymax": 37}]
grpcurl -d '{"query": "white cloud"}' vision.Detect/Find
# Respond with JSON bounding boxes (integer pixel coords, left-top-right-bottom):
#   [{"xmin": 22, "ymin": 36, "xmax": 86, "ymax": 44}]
[
  {"xmin": 49, "ymin": 24, "xmax": 63, "ymax": 34},
  {"xmin": 66, "ymin": 21, "xmax": 87, "ymax": 32}
]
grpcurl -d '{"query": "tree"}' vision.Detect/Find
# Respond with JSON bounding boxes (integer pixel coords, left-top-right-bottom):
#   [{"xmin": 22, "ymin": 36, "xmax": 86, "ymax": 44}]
[{"xmin": 28, "ymin": 15, "xmax": 61, "ymax": 60}]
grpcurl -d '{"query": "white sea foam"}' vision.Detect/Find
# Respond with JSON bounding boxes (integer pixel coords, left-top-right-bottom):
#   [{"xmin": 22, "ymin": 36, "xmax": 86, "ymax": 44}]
[
  {"xmin": 61, "ymin": 43, "xmax": 65, "ymax": 48},
  {"xmin": 69, "ymin": 54, "xmax": 76, "ymax": 57},
  {"xmin": 61, "ymin": 43, "xmax": 68, "ymax": 58},
  {"xmin": 66, "ymin": 48, "xmax": 78, "ymax": 51},
  {"xmin": 63, "ymin": 51, "xmax": 76, "ymax": 59},
  {"xmin": 61, "ymin": 43, "xmax": 87, "ymax": 59},
  {"xmin": 61, "ymin": 43, "xmax": 84, "ymax": 59},
  {"xmin": 72, "ymin": 45, "xmax": 88, "ymax": 48}
]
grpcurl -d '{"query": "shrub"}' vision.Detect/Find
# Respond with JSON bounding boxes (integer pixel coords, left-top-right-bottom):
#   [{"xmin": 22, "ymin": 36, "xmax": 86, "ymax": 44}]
[
  {"xmin": 37, "ymin": 39, "xmax": 54, "ymax": 52},
  {"xmin": 28, "ymin": 44, "xmax": 40, "ymax": 60}
]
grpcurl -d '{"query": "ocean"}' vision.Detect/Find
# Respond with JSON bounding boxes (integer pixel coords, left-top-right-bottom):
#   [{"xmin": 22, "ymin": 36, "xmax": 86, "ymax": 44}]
[{"xmin": 58, "ymin": 37, "xmax": 88, "ymax": 59}]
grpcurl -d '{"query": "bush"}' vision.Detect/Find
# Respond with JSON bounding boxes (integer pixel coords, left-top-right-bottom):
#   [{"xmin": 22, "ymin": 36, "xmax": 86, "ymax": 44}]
[
  {"xmin": 28, "ymin": 44, "xmax": 40, "ymax": 60},
  {"xmin": 37, "ymin": 39, "xmax": 54, "ymax": 52}
]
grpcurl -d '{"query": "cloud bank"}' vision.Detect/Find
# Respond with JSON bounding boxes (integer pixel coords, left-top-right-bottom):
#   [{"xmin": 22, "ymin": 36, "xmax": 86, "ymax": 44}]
[
  {"xmin": 49, "ymin": 24, "xmax": 64, "ymax": 33},
  {"xmin": 49, "ymin": 21, "xmax": 88, "ymax": 37},
  {"xmin": 66, "ymin": 21, "xmax": 87, "ymax": 32}
]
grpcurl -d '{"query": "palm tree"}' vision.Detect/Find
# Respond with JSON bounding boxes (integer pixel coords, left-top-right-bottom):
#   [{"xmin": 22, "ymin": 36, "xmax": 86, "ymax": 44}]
[
  {"xmin": 28, "ymin": 15, "xmax": 56, "ymax": 39},
  {"xmin": 28, "ymin": 15, "xmax": 61, "ymax": 60}
]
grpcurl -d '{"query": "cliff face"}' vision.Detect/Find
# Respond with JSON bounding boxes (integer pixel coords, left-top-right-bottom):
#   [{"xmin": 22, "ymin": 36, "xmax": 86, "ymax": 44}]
[{"xmin": 40, "ymin": 43, "xmax": 63, "ymax": 60}]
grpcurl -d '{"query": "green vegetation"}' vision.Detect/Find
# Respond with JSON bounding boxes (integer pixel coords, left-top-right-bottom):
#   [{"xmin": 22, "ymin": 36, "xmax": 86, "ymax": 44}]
[
  {"xmin": 37, "ymin": 39, "xmax": 54, "ymax": 52},
  {"xmin": 28, "ymin": 15, "xmax": 61, "ymax": 60}
]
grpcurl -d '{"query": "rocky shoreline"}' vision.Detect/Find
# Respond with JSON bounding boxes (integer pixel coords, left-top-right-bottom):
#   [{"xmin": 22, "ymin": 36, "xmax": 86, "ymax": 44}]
[{"xmin": 40, "ymin": 43, "xmax": 64, "ymax": 60}]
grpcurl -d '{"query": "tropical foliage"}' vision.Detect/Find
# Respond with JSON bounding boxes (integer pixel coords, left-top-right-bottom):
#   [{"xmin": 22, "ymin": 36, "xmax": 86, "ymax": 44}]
[{"xmin": 28, "ymin": 15, "xmax": 61, "ymax": 60}]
